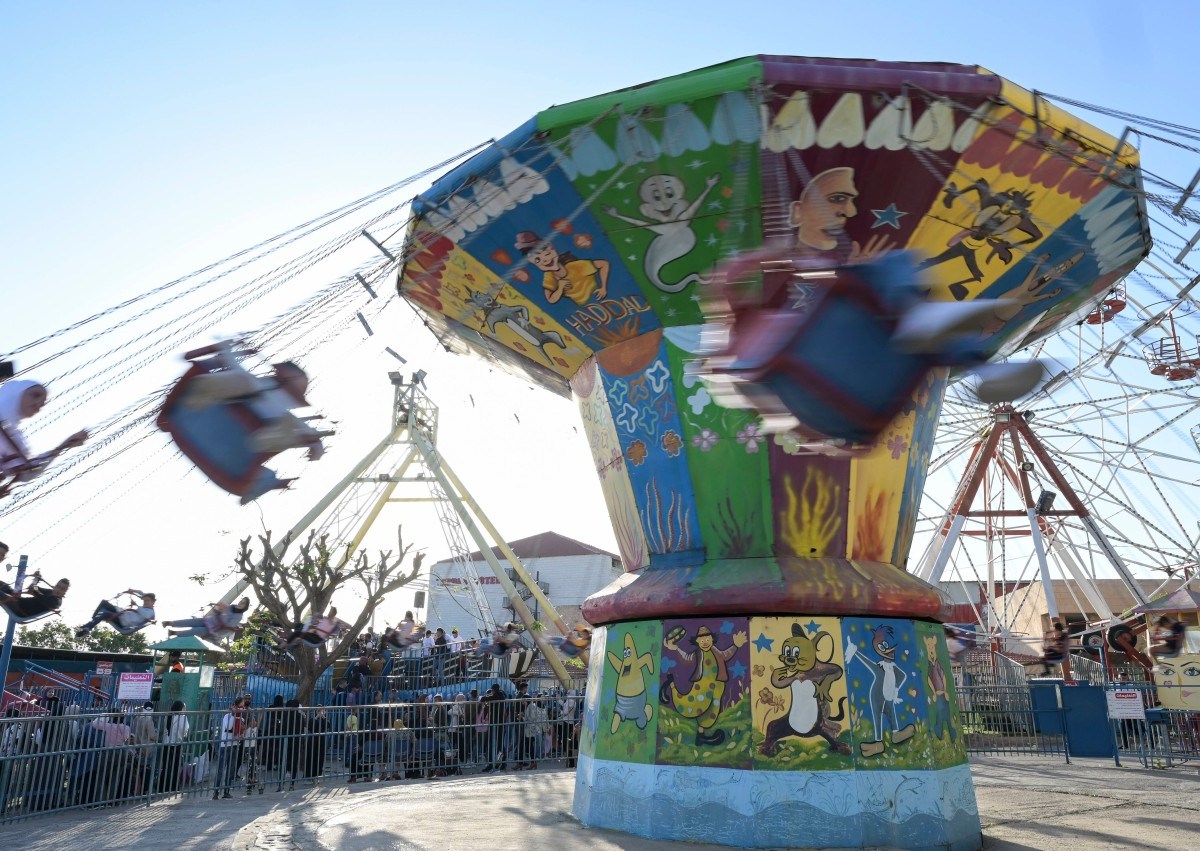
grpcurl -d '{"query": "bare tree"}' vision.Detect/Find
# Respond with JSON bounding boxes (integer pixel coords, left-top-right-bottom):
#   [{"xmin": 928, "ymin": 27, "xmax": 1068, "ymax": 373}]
[{"xmin": 234, "ymin": 526, "xmax": 423, "ymax": 703}]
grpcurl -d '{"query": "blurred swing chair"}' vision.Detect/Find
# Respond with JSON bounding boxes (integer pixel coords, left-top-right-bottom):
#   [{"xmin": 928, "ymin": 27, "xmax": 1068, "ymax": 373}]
[
  {"xmin": 701, "ymin": 248, "xmax": 1042, "ymax": 447},
  {"xmin": 157, "ymin": 342, "xmax": 328, "ymax": 503}
]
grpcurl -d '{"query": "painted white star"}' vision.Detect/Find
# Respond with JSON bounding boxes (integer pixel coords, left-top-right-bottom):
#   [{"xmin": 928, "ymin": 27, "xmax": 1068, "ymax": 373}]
[
  {"xmin": 628, "ymin": 254, "xmax": 638, "ymax": 261},
  {"xmin": 705, "ymin": 234, "xmax": 719, "ymax": 246},
  {"xmin": 686, "ymin": 159, "xmax": 705, "ymax": 170},
  {"xmin": 707, "ymin": 200, "xmax": 723, "ymax": 211}
]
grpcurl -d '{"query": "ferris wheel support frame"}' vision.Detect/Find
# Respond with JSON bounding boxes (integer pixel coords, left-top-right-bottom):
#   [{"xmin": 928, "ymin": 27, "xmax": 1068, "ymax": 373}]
[{"xmin": 915, "ymin": 406, "xmax": 1152, "ymax": 674}]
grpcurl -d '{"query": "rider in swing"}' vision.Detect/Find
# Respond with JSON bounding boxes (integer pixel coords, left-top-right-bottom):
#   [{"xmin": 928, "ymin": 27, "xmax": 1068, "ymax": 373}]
[
  {"xmin": 277, "ymin": 607, "xmax": 342, "ymax": 649},
  {"xmin": 76, "ymin": 590, "xmax": 156, "ymax": 637},
  {"xmin": 0, "ymin": 571, "xmax": 70, "ymax": 621}
]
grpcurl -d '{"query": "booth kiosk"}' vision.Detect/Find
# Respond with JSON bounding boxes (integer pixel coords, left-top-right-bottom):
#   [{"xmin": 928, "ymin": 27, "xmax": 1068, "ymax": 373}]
[{"xmin": 149, "ymin": 635, "xmax": 225, "ymax": 713}]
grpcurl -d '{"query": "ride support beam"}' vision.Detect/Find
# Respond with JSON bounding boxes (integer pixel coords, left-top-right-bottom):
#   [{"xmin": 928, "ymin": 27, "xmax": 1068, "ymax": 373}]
[
  {"xmin": 429, "ymin": 450, "xmax": 570, "ymax": 638},
  {"xmin": 410, "ymin": 433, "xmax": 572, "ymax": 688},
  {"xmin": 1012, "ymin": 413, "xmax": 1149, "ymax": 606},
  {"xmin": 918, "ymin": 421, "xmax": 1006, "ymax": 585}
]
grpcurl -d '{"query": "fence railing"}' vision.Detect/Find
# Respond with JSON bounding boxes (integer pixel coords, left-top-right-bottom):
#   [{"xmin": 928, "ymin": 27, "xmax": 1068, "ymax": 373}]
[
  {"xmin": 0, "ymin": 697, "xmax": 584, "ymax": 824},
  {"xmin": 957, "ymin": 683, "xmax": 1068, "ymax": 759},
  {"xmin": 1106, "ymin": 682, "xmax": 1200, "ymax": 769}
]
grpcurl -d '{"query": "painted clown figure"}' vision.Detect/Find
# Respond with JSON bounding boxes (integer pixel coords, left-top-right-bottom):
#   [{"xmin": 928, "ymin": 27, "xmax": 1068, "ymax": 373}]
[
  {"xmin": 661, "ymin": 624, "xmax": 748, "ymax": 746},
  {"xmin": 846, "ymin": 626, "xmax": 916, "ymax": 757}
]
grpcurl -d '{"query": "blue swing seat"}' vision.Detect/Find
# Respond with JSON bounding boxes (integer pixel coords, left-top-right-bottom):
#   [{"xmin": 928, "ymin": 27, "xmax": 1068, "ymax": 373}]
[
  {"xmin": 710, "ymin": 250, "xmax": 970, "ymax": 445},
  {"xmin": 157, "ymin": 347, "xmax": 288, "ymax": 502}
]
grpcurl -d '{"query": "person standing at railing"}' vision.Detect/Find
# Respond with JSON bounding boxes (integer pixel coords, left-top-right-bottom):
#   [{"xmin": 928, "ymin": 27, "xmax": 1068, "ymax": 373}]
[
  {"xmin": 432, "ymin": 628, "xmax": 450, "ymax": 685},
  {"xmin": 555, "ymin": 690, "xmax": 579, "ymax": 758},
  {"xmin": 478, "ymin": 685, "xmax": 504, "ymax": 772},
  {"xmin": 458, "ymin": 690, "xmax": 478, "ymax": 766},
  {"xmin": 260, "ymin": 695, "xmax": 284, "ymax": 784},
  {"xmin": 160, "ymin": 701, "xmax": 189, "ymax": 794},
  {"xmin": 89, "ymin": 712, "xmax": 133, "ymax": 805},
  {"xmin": 520, "ymin": 694, "xmax": 549, "ymax": 770},
  {"xmin": 306, "ymin": 708, "xmax": 329, "ymax": 784},
  {"xmin": 213, "ymin": 697, "xmax": 244, "ymax": 800},
  {"xmin": 278, "ymin": 699, "xmax": 306, "ymax": 791},
  {"xmin": 131, "ymin": 702, "xmax": 158, "ymax": 796},
  {"xmin": 242, "ymin": 714, "xmax": 263, "ymax": 795}
]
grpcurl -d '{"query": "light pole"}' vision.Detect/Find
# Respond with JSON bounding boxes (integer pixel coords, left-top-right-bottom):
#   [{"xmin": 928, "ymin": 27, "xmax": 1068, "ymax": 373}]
[{"xmin": 0, "ymin": 555, "xmax": 29, "ymax": 697}]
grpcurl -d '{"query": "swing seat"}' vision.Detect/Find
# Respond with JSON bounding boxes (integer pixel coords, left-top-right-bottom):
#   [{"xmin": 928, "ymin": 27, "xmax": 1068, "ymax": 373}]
[
  {"xmin": 553, "ymin": 631, "xmax": 591, "ymax": 659},
  {"xmin": 507, "ymin": 647, "xmax": 536, "ymax": 679},
  {"xmin": 0, "ymin": 601, "xmax": 60, "ymax": 625},
  {"xmin": 157, "ymin": 349, "xmax": 289, "ymax": 503},
  {"xmin": 707, "ymin": 251, "xmax": 950, "ymax": 445},
  {"xmin": 114, "ymin": 619, "xmax": 155, "ymax": 636}
]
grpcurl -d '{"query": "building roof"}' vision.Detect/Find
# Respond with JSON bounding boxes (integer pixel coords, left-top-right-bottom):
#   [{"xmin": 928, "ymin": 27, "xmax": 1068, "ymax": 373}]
[
  {"xmin": 994, "ymin": 578, "xmax": 1164, "ymax": 614},
  {"xmin": 435, "ymin": 531, "xmax": 618, "ymax": 566},
  {"xmin": 1133, "ymin": 584, "xmax": 1200, "ymax": 614},
  {"xmin": 148, "ymin": 635, "xmax": 226, "ymax": 655}
]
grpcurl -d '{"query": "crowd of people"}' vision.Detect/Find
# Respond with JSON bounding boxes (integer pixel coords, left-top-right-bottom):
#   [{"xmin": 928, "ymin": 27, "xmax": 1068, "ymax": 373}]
[
  {"xmin": 0, "ymin": 696, "xmax": 165, "ymax": 813},
  {"xmin": 203, "ymin": 683, "xmax": 584, "ymax": 793},
  {"xmin": 0, "ymin": 682, "xmax": 585, "ymax": 818}
]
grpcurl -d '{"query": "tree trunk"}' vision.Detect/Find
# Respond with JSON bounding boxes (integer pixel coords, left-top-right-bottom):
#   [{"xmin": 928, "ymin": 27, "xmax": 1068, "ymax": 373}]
[{"xmin": 296, "ymin": 652, "xmax": 318, "ymax": 705}]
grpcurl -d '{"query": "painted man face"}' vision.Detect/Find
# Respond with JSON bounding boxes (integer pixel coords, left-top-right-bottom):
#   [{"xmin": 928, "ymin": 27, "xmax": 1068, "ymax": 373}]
[
  {"xmin": 695, "ymin": 633, "xmax": 714, "ymax": 652},
  {"xmin": 790, "ymin": 167, "xmax": 858, "ymax": 251},
  {"xmin": 528, "ymin": 243, "xmax": 561, "ymax": 271}
]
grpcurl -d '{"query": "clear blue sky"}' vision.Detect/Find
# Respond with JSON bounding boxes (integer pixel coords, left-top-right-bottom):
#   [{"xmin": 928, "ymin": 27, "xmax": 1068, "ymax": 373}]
[{"xmin": 3, "ymin": 2, "xmax": 1198, "ymax": 633}]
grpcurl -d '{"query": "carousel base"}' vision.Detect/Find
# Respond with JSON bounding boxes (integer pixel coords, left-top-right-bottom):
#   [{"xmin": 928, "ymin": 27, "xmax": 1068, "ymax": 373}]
[
  {"xmin": 571, "ymin": 612, "xmax": 981, "ymax": 850},
  {"xmin": 573, "ymin": 755, "xmax": 980, "ymax": 850}
]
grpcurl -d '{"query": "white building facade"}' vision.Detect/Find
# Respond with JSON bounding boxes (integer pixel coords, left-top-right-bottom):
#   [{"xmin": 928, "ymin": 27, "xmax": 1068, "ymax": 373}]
[{"xmin": 423, "ymin": 531, "xmax": 622, "ymax": 638}]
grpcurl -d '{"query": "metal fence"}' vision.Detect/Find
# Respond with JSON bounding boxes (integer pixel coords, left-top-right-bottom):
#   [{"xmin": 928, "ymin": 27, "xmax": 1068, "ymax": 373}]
[
  {"xmin": 1106, "ymin": 682, "xmax": 1200, "ymax": 769},
  {"xmin": 0, "ymin": 696, "xmax": 583, "ymax": 824},
  {"xmin": 957, "ymin": 682, "xmax": 1068, "ymax": 759}
]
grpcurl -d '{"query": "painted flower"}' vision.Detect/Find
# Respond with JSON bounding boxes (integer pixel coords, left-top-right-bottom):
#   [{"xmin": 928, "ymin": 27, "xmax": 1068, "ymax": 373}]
[
  {"xmin": 513, "ymin": 269, "xmax": 531, "ymax": 283},
  {"xmin": 887, "ymin": 434, "xmax": 909, "ymax": 460},
  {"xmin": 687, "ymin": 386, "xmax": 712, "ymax": 415},
  {"xmin": 491, "ymin": 248, "xmax": 513, "ymax": 266},
  {"xmin": 773, "ymin": 431, "xmax": 803, "ymax": 456},
  {"xmin": 737, "ymin": 423, "xmax": 763, "ymax": 453},
  {"xmin": 626, "ymin": 440, "xmax": 648, "ymax": 466},
  {"xmin": 551, "ymin": 219, "xmax": 574, "ymax": 235},
  {"xmin": 691, "ymin": 428, "xmax": 718, "ymax": 451},
  {"xmin": 574, "ymin": 233, "xmax": 593, "ymax": 249},
  {"xmin": 511, "ymin": 341, "xmax": 527, "ymax": 353},
  {"xmin": 661, "ymin": 430, "xmax": 683, "ymax": 457}
]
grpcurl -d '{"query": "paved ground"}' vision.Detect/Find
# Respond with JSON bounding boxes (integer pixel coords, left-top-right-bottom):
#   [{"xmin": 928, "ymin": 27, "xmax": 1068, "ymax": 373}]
[{"xmin": 1, "ymin": 756, "xmax": 1196, "ymax": 850}]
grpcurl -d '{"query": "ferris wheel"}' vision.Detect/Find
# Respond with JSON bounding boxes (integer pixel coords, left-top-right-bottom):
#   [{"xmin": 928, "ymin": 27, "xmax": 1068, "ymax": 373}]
[
  {"xmin": 910, "ymin": 93, "xmax": 1200, "ymax": 651},
  {"xmin": 913, "ymin": 265, "xmax": 1200, "ymax": 648}
]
